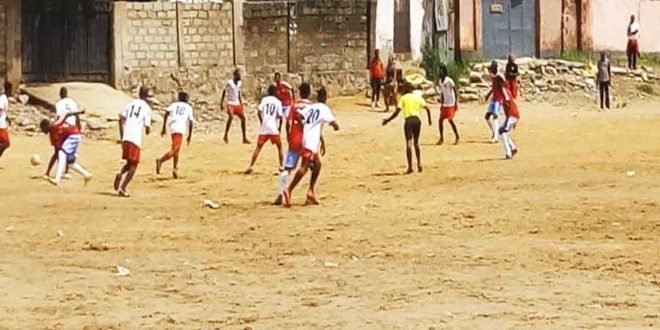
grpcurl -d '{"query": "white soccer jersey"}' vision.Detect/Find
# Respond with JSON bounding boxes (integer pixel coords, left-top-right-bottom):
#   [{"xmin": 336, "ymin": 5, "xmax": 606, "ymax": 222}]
[
  {"xmin": 440, "ymin": 77, "xmax": 456, "ymax": 107},
  {"xmin": 0, "ymin": 94, "xmax": 8, "ymax": 129},
  {"xmin": 226, "ymin": 79, "xmax": 242, "ymax": 106},
  {"xmin": 55, "ymin": 97, "xmax": 80, "ymax": 126},
  {"xmin": 258, "ymin": 95, "xmax": 283, "ymax": 135},
  {"xmin": 166, "ymin": 101, "xmax": 194, "ymax": 135},
  {"xmin": 121, "ymin": 99, "xmax": 152, "ymax": 148},
  {"xmin": 299, "ymin": 102, "xmax": 336, "ymax": 153}
]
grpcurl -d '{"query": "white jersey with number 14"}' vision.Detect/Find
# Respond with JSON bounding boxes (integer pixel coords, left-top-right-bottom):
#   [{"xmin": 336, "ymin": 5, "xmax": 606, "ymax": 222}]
[
  {"xmin": 299, "ymin": 102, "xmax": 336, "ymax": 153},
  {"xmin": 121, "ymin": 99, "xmax": 152, "ymax": 148}
]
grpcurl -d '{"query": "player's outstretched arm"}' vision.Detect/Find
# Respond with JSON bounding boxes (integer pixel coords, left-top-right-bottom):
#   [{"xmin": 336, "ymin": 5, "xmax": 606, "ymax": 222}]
[
  {"xmin": 220, "ymin": 89, "xmax": 226, "ymax": 109},
  {"xmin": 119, "ymin": 115, "xmax": 125, "ymax": 140},
  {"xmin": 161, "ymin": 112, "xmax": 169, "ymax": 137},
  {"xmin": 425, "ymin": 107, "xmax": 432, "ymax": 126},
  {"xmin": 484, "ymin": 89, "xmax": 493, "ymax": 101},
  {"xmin": 382, "ymin": 108, "xmax": 400, "ymax": 126}
]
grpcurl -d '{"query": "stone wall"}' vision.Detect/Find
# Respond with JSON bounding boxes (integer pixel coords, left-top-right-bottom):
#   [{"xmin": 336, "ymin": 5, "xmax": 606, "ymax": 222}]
[
  {"xmin": 113, "ymin": 1, "xmax": 234, "ymax": 102},
  {"xmin": 242, "ymin": 2, "xmax": 288, "ymax": 75}
]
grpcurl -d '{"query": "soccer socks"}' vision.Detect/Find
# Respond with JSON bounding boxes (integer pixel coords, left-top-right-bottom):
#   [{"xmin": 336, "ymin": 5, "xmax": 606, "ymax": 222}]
[
  {"xmin": 501, "ymin": 133, "xmax": 512, "ymax": 158},
  {"xmin": 54, "ymin": 151, "xmax": 68, "ymax": 183},
  {"xmin": 70, "ymin": 163, "xmax": 91, "ymax": 178},
  {"xmin": 491, "ymin": 118, "xmax": 500, "ymax": 140},
  {"xmin": 277, "ymin": 170, "xmax": 289, "ymax": 196}
]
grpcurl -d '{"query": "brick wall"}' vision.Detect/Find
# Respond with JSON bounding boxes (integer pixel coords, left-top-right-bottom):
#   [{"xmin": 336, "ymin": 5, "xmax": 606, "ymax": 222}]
[
  {"xmin": 113, "ymin": 1, "xmax": 234, "ymax": 101},
  {"xmin": 242, "ymin": 2, "xmax": 288, "ymax": 75}
]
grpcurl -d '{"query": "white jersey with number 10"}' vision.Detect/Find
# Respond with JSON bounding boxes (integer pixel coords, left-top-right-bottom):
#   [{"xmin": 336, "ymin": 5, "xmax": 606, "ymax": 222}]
[
  {"xmin": 258, "ymin": 95, "xmax": 283, "ymax": 135},
  {"xmin": 121, "ymin": 99, "xmax": 152, "ymax": 148},
  {"xmin": 299, "ymin": 102, "xmax": 336, "ymax": 153}
]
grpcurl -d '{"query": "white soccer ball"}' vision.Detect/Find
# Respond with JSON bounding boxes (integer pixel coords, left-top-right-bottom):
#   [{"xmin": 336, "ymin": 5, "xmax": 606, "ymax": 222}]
[{"xmin": 30, "ymin": 154, "xmax": 41, "ymax": 166}]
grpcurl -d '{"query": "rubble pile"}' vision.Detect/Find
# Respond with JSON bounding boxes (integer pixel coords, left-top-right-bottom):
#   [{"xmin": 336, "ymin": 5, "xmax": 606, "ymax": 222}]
[{"xmin": 456, "ymin": 57, "xmax": 658, "ymax": 104}]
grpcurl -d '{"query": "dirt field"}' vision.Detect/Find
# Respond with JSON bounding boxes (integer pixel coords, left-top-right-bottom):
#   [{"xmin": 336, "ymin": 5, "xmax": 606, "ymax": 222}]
[{"xmin": 1, "ymin": 96, "xmax": 659, "ymax": 329}]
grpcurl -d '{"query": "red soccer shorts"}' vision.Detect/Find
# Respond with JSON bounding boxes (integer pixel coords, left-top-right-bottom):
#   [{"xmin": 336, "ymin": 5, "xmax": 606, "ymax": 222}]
[
  {"xmin": 122, "ymin": 141, "xmax": 141, "ymax": 165},
  {"xmin": 301, "ymin": 148, "xmax": 317, "ymax": 162},
  {"xmin": 0, "ymin": 128, "xmax": 10, "ymax": 148},
  {"xmin": 257, "ymin": 134, "xmax": 281, "ymax": 147},
  {"xmin": 171, "ymin": 133, "xmax": 183, "ymax": 154},
  {"xmin": 440, "ymin": 106, "xmax": 456, "ymax": 120},
  {"xmin": 226, "ymin": 104, "xmax": 244, "ymax": 116}
]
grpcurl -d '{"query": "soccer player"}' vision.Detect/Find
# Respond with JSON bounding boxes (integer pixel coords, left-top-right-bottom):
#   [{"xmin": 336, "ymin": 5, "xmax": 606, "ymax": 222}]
[
  {"xmin": 156, "ymin": 91, "xmax": 194, "ymax": 179},
  {"xmin": 505, "ymin": 54, "xmax": 519, "ymax": 99},
  {"xmin": 0, "ymin": 82, "xmax": 11, "ymax": 161},
  {"xmin": 274, "ymin": 72, "xmax": 295, "ymax": 117},
  {"xmin": 221, "ymin": 69, "xmax": 249, "ymax": 144},
  {"xmin": 114, "ymin": 86, "xmax": 152, "ymax": 197},
  {"xmin": 499, "ymin": 83, "xmax": 520, "ymax": 159},
  {"xmin": 383, "ymin": 55, "xmax": 397, "ymax": 112},
  {"xmin": 39, "ymin": 110, "xmax": 92, "ymax": 186},
  {"xmin": 382, "ymin": 83, "xmax": 432, "ymax": 174},
  {"xmin": 245, "ymin": 85, "xmax": 284, "ymax": 174},
  {"xmin": 274, "ymin": 82, "xmax": 312, "ymax": 205},
  {"xmin": 483, "ymin": 61, "xmax": 504, "ymax": 143},
  {"xmin": 437, "ymin": 65, "xmax": 460, "ymax": 145},
  {"xmin": 282, "ymin": 87, "xmax": 339, "ymax": 207},
  {"xmin": 55, "ymin": 87, "xmax": 81, "ymax": 128}
]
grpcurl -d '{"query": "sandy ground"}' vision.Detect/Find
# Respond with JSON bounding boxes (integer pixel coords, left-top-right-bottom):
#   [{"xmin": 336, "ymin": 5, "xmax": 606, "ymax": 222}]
[{"xmin": 0, "ymin": 96, "xmax": 659, "ymax": 329}]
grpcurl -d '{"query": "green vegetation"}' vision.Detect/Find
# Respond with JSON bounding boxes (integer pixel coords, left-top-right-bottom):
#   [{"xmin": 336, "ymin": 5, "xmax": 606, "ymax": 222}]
[
  {"xmin": 639, "ymin": 54, "xmax": 660, "ymax": 68},
  {"xmin": 637, "ymin": 84, "xmax": 656, "ymax": 95},
  {"xmin": 560, "ymin": 50, "xmax": 590, "ymax": 63},
  {"xmin": 420, "ymin": 42, "xmax": 470, "ymax": 86}
]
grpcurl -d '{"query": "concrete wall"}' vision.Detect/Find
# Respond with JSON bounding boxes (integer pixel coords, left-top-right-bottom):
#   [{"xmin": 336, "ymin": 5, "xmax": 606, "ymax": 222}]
[
  {"xmin": 113, "ymin": 1, "xmax": 234, "ymax": 99},
  {"xmin": 242, "ymin": 1, "xmax": 288, "ymax": 75},
  {"xmin": 540, "ymin": 0, "xmax": 561, "ymax": 56},
  {"xmin": 590, "ymin": 0, "xmax": 660, "ymax": 53},
  {"xmin": 0, "ymin": 0, "xmax": 20, "ymax": 89}
]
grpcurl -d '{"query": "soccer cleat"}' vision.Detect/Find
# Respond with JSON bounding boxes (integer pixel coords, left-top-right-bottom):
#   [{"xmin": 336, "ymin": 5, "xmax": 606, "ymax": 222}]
[
  {"xmin": 505, "ymin": 154, "xmax": 513, "ymax": 160},
  {"xmin": 491, "ymin": 138, "xmax": 499, "ymax": 143},
  {"xmin": 156, "ymin": 159, "xmax": 162, "ymax": 175},
  {"xmin": 113, "ymin": 173, "xmax": 122, "ymax": 191},
  {"xmin": 48, "ymin": 178, "xmax": 59, "ymax": 186},
  {"xmin": 42, "ymin": 174, "xmax": 50, "ymax": 180},
  {"xmin": 118, "ymin": 189, "xmax": 131, "ymax": 198},
  {"xmin": 63, "ymin": 173, "xmax": 72, "ymax": 180}
]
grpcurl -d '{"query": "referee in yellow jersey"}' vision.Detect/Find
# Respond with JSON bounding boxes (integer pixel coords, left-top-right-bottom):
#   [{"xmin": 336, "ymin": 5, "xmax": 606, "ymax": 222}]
[{"xmin": 382, "ymin": 83, "xmax": 432, "ymax": 174}]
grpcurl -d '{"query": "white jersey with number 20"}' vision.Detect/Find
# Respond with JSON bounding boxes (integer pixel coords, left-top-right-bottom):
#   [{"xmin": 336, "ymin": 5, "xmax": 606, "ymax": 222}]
[
  {"xmin": 121, "ymin": 99, "xmax": 152, "ymax": 148},
  {"xmin": 299, "ymin": 102, "xmax": 336, "ymax": 153}
]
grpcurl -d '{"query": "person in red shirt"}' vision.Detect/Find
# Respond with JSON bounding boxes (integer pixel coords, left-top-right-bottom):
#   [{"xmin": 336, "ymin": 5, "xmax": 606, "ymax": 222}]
[
  {"xmin": 274, "ymin": 82, "xmax": 312, "ymax": 205},
  {"xmin": 274, "ymin": 72, "xmax": 295, "ymax": 117},
  {"xmin": 499, "ymin": 81, "xmax": 520, "ymax": 159},
  {"xmin": 39, "ymin": 110, "xmax": 92, "ymax": 186},
  {"xmin": 483, "ymin": 61, "xmax": 504, "ymax": 143},
  {"xmin": 369, "ymin": 49, "xmax": 385, "ymax": 109}
]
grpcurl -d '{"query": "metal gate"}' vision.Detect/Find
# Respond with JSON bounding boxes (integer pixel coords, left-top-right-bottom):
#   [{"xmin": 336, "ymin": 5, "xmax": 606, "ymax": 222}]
[
  {"xmin": 394, "ymin": 0, "xmax": 411, "ymax": 53},
  {"xmin": 21, "ymin": 0, "xmax": 112, "ymax": 83},
  {"xmin": 482, "ymin": 0, "xmax": 536, "ymax": 59}
]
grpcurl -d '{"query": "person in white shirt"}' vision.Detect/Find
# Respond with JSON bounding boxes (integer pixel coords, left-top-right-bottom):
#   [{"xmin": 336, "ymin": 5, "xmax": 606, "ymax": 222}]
[
  {"xmin": 0, "ymin": 82, "xmax": 12, "ymax": 160},
  {"xmin": 55, "ymin": 87, "xmax": 81, "ymax": 128},
  {"xmin": 220, "ymin": 69, "xmax": 250, "ymax": 144},
  {"xmin": 156, "ymin": 91, "xmax": 195, "ymax": 179},
  {"xmin": 245, "ymin": 85, "xmax": 284, "ymax": 174},
  {"xmin": 437, "ymin": 65, "xmax": 460, "ymax": 145},
  {"xmin": 114, "ymin": 86, "xmax": 152, "ymax": 197},
  {"xmin": 627, "ymin": 14, "xmax": 640, "ymax": 70},
  {"xmin": 282, "ymin": 87, "xmax": 339, "ymax": 207}
]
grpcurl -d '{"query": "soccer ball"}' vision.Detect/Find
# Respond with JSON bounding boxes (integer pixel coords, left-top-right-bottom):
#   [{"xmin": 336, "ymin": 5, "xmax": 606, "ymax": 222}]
[{"xmin": 30, "ymin": 154, "xmax": 41, "ymax": 166}]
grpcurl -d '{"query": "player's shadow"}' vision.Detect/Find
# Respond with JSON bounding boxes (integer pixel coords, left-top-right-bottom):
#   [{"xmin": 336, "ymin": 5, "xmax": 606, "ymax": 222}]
[
  {"xmin": 95, "ymin": 191, "xmax": 123, "ymax": 197},
  {"xmin": 462, "ymin": 140, "xmax": 496, "ymax": 145},
  {"xmin": 372, "ymin": 171, "xmax": 405, "ymax": 177},
  {"xmin": 463, "ymin": 157, "xmax": 506, "ymax": 163}
]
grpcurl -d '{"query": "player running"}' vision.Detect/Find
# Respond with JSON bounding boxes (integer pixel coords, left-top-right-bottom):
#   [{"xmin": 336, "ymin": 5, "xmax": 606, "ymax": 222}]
[
  {"xmin": 245, "ymin": 85, "xmax": 284, "ymax": 174},
  {"xmin": 282, "ymin": 87, "xmax": 339, "ymax": 207},
  {"xmin": 0, "ymin": 82, "xmax": 11, "ymax": 161},
  {"xmin": 437, "ymin": 65, "xmax": 460, "ymax": 145},
  {"xmin": 39, "ymin": 110, "xmax": 92, "ymax": 186},
  {"xmin": 274, "ymin": 72, "xmax": 295, "ymax": 117},
  {"xmin": 484, "ymin": 61, "xmax": 505, "ymax": 143},
  {"xmin": 45, "ymin": 87, "xmax": 81, "ymax": 179},
  {"xmin": 382, "ymin": 83, "xmax": 431, "ymax": 174},
  {"xmin": 274, "ymin": 82, "xmax": 312, "ymax": 205},
  {"xmin": 221, "ymin": 69, "xmax": 249, "ymax": 144},
  {"xmin": 500, "ymin": 83, "xmax": 520, "ymax": 159},
  {"xmin": 156, "ymin": 91, "xmax": 194, "ymax": 179},
  {"xmin": 114, "ymin": 86, "xmax": 152, "ymax": 197}
]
